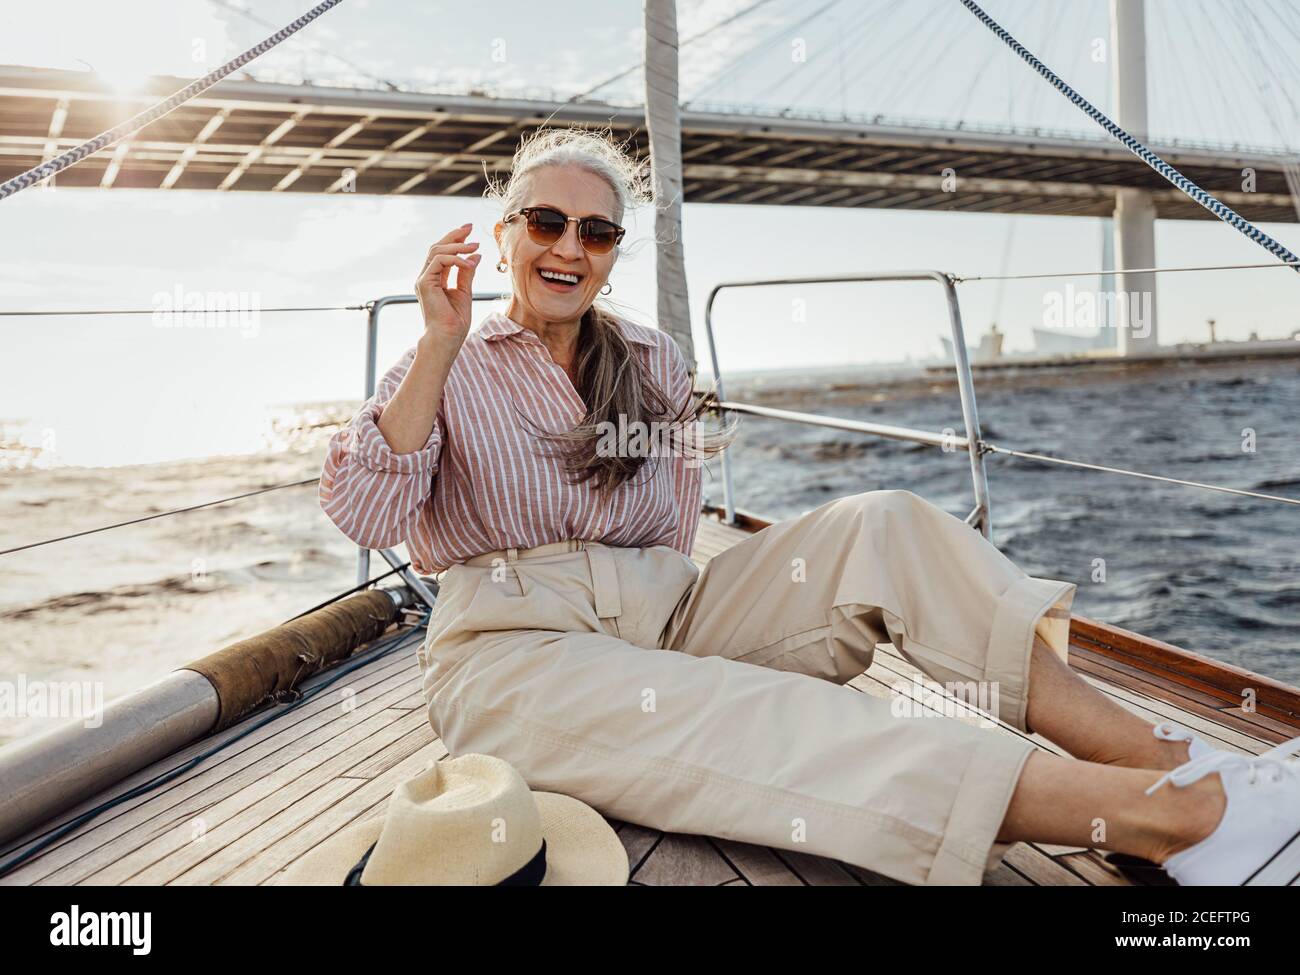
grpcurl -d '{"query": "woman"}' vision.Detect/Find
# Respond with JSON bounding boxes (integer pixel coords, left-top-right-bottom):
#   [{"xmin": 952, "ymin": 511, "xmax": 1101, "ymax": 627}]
[{"xmin": 320, "ymin": 126, "xmax": 1299, "ymax": 887}]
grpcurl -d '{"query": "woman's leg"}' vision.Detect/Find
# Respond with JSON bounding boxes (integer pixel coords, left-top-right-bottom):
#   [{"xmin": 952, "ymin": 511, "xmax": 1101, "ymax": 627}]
[
  {"xmin": 664, "ymin": 489, "xmax": 1079, "ymax": 735},
  {"xmin": 998, "ymin": 750, "xmax": 1225, "ymax": 864},
  {"xmin": 1023, "ymin": 634, "xmax": 1195, "ymax": 772},
  {"xmin": 656, "ymin": 489, "xmax": 1233, "ymax": 874},
  {"xmin": 420, "ymin": 532, "xmax": 1224, "ymax": 883},
  {"xmin": 427, "ymin": 616, "xmax": 1226, "ymax": 882},
  {"xmin": 670, "ymin": 489, "xmax": 1196, "ymax": 771}
]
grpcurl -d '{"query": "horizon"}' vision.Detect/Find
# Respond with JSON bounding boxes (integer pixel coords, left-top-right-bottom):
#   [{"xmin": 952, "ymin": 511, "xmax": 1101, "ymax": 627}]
[{"xmin": 3, "ymin": 0, "xmax": 1299, "ymax": 466}]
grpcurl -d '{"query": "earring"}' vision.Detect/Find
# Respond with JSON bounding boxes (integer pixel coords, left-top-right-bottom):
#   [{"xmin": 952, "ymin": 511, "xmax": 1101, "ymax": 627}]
[
  {"xmin": 496, "ymin": 258, "xmax": 508, "ymax": 273},
  {"xmin": 600, "ymin": 282, "xmax": 612, "ymax": 295}
]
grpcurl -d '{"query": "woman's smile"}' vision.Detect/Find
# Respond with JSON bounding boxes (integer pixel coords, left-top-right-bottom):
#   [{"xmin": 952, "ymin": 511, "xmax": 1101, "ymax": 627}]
[{"xmin": 536, "ymin": 266, "xmax": 584, "ymax": 292}]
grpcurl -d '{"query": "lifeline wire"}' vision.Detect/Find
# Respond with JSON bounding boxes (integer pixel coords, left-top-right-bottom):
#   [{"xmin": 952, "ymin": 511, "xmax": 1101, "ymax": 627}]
[
  {"xmin": 954, "ymin": 258, "xmax": 1300, "ymax": 283},
  {"xmin": 0, "ymin": 304, "xmax": 367, "ymax": 317},
  {"xmin": 959, "ymin": 0, "xmax": 1300, "ymax": 274},
  {"xmin": 0, "ymin": 477, "xmax": 321, "ymax": 556},
  {"xmin": 0, "ymin": 0, "xmax": 345, "ymax": 201},
  {"xmin": 981, "ymin": 442, "xmax": 1300, "ymax": 508}
]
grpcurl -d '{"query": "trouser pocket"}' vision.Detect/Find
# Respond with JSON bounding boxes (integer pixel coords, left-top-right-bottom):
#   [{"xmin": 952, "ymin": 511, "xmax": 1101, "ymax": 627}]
[{"xmin": 604, "ymin": 544, "xmax": 700, "ymax": 649}]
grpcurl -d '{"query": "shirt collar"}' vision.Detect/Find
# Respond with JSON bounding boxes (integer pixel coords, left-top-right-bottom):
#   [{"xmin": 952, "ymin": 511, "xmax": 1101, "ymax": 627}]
[{"xmin": 477, "ymin": 311, "xmax": 657, "ymax": 347}]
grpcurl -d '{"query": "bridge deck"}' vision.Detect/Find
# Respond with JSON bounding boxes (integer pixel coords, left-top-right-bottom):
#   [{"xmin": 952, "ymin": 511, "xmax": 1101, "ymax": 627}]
[
  {"xmin": 3, "ymin": 65, "xmax": 1295, "ymax": 221},
  {"xmin": 0, "ymin": 516, "xmax": 1290, "ymax": 887}
]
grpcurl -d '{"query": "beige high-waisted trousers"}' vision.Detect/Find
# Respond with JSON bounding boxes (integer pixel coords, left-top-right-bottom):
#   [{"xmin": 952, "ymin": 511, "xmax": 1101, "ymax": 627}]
[{"xmin": 418, "ymin": 489, "xmax": 1076, "ymax": 886}]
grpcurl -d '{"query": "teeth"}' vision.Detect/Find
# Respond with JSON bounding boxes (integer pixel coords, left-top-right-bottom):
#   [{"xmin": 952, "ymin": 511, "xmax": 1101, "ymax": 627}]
[{"xmin": 539, "ymin": 269, "xmax": 579, "ymax": 284}]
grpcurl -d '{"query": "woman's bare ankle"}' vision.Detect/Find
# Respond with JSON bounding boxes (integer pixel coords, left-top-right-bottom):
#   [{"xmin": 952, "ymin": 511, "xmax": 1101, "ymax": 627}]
[
  {"xmin": 1133, "ymin": 773, "xmax": 1227, "ymax": 864},
  {"xmin": 1128, "ymin": 736, "xmax": 1192, "ymax": 772},
  {"xmin": 1076, "ymin": 735, "xmax": 1190, "ymax": 772}
]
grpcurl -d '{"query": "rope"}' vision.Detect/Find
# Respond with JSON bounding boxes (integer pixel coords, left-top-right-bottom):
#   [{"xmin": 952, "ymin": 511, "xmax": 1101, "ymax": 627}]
[
  {"xmin": 0, "ymin": 0, "xmax": 345, "ymax": 201},
  {"xmin": 0, "ymin": 477, "xmax": 320, "ymax": 556},
  {"xmin": 982, "ymin": 442, "xmax": 1300, "ymax": 507},
  {"xmin": 958, "ymin": 0, "xmax": 1300, "ymax": 274}
]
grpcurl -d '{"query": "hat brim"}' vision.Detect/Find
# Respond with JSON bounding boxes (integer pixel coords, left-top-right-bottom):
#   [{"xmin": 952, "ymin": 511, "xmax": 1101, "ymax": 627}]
[{"xmin": 277, "ymin": 790, "xmax": 628, "ymax": 886}]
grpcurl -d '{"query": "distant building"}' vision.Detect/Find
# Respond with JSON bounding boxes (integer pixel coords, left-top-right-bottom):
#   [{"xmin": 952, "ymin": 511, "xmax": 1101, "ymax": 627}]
[
  {"xmin": 1031, "ymin": 326, "xmax": 1115, "ymax": 355},
  {"xmin": 938, "ymin": 325, "xmax": 1005, "ymax": 364}
]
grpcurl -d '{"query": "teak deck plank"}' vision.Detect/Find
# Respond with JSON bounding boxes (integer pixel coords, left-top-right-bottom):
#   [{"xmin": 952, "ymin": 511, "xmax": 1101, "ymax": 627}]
[
  {"xmin": 1, "ymin": 655, "xmax": 422, "ymax": 885},
  {"xmin": 3, "ymin": 512, "xmax": 1287, "ymax": 887}
]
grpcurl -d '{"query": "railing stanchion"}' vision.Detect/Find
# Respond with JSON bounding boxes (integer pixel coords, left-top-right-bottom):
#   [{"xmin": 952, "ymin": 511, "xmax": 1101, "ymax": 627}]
[
  {"xmin": 354, "ymin": 293, "xmax": 507, "ymax": 589},
  {"xmin": 702, "ymin": 286, "xmax": 737, "ymax": 524},
  {"xmin": 938, "ymin": 272, "xmax": 992, "ymax": 537},
  {"xmin": 702, "ymin": 271, "xmax": 993, "ymax": 537}
]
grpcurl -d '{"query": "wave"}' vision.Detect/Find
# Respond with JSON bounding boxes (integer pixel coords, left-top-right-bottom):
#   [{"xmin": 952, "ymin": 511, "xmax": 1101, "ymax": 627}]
[
  {"xmin": 1251, "ymin": 476, "xmax": 1300, "ymax": 493},
  {"xmin": 1, "ymin": 575, "xmax": 212, "ymax": 621}
]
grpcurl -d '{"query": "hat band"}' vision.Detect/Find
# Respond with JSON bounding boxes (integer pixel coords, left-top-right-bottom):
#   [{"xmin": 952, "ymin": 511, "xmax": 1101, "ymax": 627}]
[{"xmin": 344, "ymin": 838, "xmax": 548, "ymax": 886}]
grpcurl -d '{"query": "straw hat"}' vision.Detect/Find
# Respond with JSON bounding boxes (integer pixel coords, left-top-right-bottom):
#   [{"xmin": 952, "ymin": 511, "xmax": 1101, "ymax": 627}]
[{"xmin": 278, "ymin": 753, "xmax": 628, "ymax": 885}]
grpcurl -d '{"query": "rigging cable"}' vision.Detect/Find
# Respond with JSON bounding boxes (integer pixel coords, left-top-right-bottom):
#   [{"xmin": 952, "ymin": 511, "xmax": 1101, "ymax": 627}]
[
  {"xmin": 955, "ymin": 258, "xmax": 1300, "ymax": 283},
  {"xmin": 0, "ymin": 0, "xmax": 345, "ymax": 201},
  {"xmin": 0, "ymin": 304, "xmax": 366, "ymax": 317},
  {"xmin": 0, "ymin": 478, "xmax": 321, "ymax": 556},
  {"xmin": 958, "ymin": 0, "xmax": 1300, "ymax": 273},
  {"xmin": 980, "ymin": 443, "xmax": 1300, "ymax": 508}
]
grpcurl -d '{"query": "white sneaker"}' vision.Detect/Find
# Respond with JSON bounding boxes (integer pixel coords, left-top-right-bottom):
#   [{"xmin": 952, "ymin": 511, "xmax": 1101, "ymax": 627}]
[
  {"xmin": 1151, "ymin": 720, "xmax": 1214, "ymax": 760},
  {"xmin": 1146, "ymin": 733, "xmax": 1300, "ymax": 885}
]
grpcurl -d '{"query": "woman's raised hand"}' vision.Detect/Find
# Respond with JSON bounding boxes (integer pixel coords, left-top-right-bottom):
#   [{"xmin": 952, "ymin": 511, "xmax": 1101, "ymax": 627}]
[{"xmin": 415, "ymin": 223, "xmax": 482, "ymax": 348}]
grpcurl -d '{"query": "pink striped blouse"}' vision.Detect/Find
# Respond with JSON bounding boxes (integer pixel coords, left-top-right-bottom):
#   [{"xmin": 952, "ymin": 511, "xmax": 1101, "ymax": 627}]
[{"xmin": 319, "ymin": 310, "xmax": 703, "ymax": 575}]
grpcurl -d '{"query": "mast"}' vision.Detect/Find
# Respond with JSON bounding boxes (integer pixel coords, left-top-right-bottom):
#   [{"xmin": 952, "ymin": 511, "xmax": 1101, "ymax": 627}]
[{"xmin": 643, "ymin": 0, "xmax": 696, "ymax": 374}]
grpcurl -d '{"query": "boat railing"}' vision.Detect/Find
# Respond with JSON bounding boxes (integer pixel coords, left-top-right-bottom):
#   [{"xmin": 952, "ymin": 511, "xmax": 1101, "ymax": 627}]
[
  {"xmin": 7, "ymin": 265, "xmax": 1293, "ymax": 603},
  {"xmin": 702, "ymin": 271, "xmax": 993, "ymax": 536},
  {"xmin": 356, "ymin": 268, "xmax": 1299, "ymax": 584},
  {"xmin": 699, "ymin": 265, "xmax": 1300, "ymax": 543}
]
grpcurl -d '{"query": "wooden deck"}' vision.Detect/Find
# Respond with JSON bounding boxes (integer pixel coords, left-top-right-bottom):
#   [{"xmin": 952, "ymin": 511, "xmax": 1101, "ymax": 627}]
[{"xmin": 2, "ymin": 514, "xmax": 1295, "ymax": 887}]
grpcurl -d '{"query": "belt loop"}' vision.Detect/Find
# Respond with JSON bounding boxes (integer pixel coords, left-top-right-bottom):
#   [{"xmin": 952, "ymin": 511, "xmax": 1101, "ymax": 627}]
[
  {"xmin": 506, "ymin": 547, "xmax": 519, "ymax": 563},
  {"xmin": 585, "ymin": 543, "xmax": 622, "ymax": 620}
]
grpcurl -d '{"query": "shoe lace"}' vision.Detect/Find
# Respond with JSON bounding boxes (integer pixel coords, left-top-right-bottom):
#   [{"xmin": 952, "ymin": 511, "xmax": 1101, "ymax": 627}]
[
  {"xmin": 1152, "ymin": 721, "xmax": 1194, "ymax": 743},
  {"xmin": 1145, "ymin": 734, "xmax": 1300, "ymax": 796}
]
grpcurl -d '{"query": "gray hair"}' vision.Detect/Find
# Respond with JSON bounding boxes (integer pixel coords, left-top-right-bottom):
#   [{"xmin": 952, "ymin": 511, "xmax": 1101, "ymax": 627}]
[
  {"xmin": 483, "ymin": 124, "xmax": 654, "ymax": 231},
  {"xmin": 480, "ymin": 123, "xmax": 736, "ymax": 498}
]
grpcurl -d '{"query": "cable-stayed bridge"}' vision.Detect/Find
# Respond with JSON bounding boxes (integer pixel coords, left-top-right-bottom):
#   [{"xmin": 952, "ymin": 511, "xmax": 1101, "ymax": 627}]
[{"xmin": 1, "ymin": 63, "xmax": 1295, "ymax": 222}]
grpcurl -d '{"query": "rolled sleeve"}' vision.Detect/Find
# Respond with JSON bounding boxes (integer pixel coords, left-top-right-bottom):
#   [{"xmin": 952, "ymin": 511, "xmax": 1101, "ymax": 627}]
[
  {"xmin": 318, "ymin": 343, "xmax": 444, "ymax": 552},
  {"xmin": 353, "ymin": 399, "xmax": 443, "ymax": 476}
]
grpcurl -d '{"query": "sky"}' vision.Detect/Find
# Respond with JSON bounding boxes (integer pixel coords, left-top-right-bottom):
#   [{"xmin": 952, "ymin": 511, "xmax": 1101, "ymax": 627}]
[{"xmin": 2, "ymin": 0, "xmax": 1299, "ymax": 466}]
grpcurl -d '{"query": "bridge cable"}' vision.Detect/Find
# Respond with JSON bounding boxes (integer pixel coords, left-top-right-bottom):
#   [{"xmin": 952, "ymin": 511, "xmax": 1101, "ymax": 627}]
[
  {"xmin": 958, "ymin": 0, "xmax": 1300, "ymax": 273},
  {"xmin": 570, "ymin": 0, "xmax": 778, "ymax": 103},
  {"xmin": 204, "ymin": 0, "xmax": 403, "ymax": 92}
]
